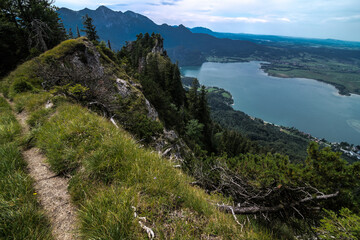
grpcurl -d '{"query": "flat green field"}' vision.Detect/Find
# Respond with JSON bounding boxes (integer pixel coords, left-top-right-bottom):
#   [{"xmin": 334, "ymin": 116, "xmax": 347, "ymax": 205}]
[
  {"xmin": 205, "ymin": 52, "xmax": 360, "ymax": 96},
  {"xmin": 221, "ymin": 92, "xmax": 232, "ymax": 98},
  {"xmin": 261, "ymin": 57, "xmax": 360, "ymax": 95}
]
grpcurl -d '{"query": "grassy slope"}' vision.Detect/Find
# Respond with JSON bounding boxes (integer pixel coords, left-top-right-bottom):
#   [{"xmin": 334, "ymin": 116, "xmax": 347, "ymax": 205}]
[
  {"xmin": 0, "ymin": 97, "xmax": 53, "ymax": 239},
  {"xmin": 0, "ymin": 38, "xmax": 276, "ymax": 239},
  {"xmin": 9, "ymin": 91, "xmax": 274, "ymax": 239}
]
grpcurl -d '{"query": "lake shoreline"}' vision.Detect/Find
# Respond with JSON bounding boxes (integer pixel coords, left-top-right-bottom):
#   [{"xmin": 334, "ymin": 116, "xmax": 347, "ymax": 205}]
[
  {"xmin": 260, "ymin": 65, "xmax": 352, "ymax": 96},
  {"xmin": 195, "ymin": 58, "xmax": 357, "ymax": 96},
  {"xmin": 181, "ymin": 61, "xmax": 360, "ymax": 145}
]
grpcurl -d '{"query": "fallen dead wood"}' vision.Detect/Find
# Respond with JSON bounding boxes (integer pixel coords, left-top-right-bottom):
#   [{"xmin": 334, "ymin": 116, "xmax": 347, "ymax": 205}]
[
  {"xmin": 217, "ymin": 191, "xmax": 339, "ymax": 215},
  {"xmin": 191, "ymin": 159, "xmax": 341, "ymax": 223}
]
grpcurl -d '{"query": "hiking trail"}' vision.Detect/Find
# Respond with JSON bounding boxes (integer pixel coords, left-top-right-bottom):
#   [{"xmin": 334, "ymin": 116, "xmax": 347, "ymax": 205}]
[{"xmin": 5, "ymin": 96, "xmax": 78, "ymax": 240}]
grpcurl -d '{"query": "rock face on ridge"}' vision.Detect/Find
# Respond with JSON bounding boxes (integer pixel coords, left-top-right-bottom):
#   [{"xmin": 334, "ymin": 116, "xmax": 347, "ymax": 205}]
[
  {"xmin": 32, "ymin": 37, "xmax": 189, "ymax": 160},
  {"xmin": 38, "ymin": 38, "xmax": 157, "ymax": 121},
  {"xmin": 151, "ymin": 37, "xmax": 164, "ymax": 55}
]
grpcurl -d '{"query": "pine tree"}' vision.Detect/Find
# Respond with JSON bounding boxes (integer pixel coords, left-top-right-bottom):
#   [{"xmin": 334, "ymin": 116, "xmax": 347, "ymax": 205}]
[
  {"xmin": 171, "ymin": 63, "xmax": 185, "ymax": 107},
  {"xmin": 107, "ymin": 40, "xmax": 112, "ymax": 49},
  {"xmin": 68, "ymin": 28, "xmax": 74, "ymax": 39},
  {"xmin": 198, "ymin": 85, "xmax": 210, "ymax": 124},
  {"xmin": 0, "ymin": 0, "xmax": 66, "ymax": 76},
  {"xmin": 81, "ymin": 14, "xmax": 99, "ymax": 42},
  {"xmin": 81, "ymin": 14, "xmax": 97, "ymax": 41},
  {"xmin": 188, "ymin": 79, "xmax": 200, "ymax": 118},
  {"xmin": 76, "ymin": 25, "xmax": 81, "ymax": 38}
]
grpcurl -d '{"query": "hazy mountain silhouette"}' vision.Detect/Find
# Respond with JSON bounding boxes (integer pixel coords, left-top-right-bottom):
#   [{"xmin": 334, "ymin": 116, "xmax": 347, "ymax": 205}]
[{"xmin": 58, "ymin": 6, "xmax": 264, "ymax": 65}]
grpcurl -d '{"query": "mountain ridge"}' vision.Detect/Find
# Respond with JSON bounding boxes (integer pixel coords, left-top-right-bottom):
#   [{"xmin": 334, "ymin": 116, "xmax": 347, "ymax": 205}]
[{"xmin": 57, "ymin": 6, "xmax": 264, "ymax": 65}]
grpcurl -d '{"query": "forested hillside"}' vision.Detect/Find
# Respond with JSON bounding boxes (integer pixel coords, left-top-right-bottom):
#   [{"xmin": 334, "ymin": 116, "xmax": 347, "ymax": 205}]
[{"xmin": 1, "ymin": 1, "xmax": 360, "ymax": 239}]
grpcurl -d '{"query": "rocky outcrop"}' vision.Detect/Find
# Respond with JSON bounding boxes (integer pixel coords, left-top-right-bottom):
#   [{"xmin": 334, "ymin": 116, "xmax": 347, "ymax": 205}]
[
  {"xmin": 151, "ymin": 37, "xmax": 164, "ymax": 55},
  {"xmin": 38, "ymin": 38, "xmax": 157, "ymax": 120},
  {"xmin": 116, "ymin": 78, "xmax": 158, "ymax": 121},
  {"xmin": 144, "ymin": 99, "xmax": 158, "ymax": 121},
  {"xmin": 35, "ymin": 37, "xmax": 188, "ymax": 160},
  {"xmin": 115, "ymin": 78, "xmax": 133, "ymax": 98},
  {"xmin": 153, "ymin": 129, "xmax": 191, "ymax": 162}
]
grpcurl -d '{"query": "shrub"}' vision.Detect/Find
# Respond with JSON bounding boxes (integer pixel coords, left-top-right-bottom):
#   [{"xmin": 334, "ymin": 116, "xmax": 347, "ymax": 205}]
[
  {"xmin": 11, "ymin": 78, "xmax": 33, "ymax": 94},
  {"xmin": 315, "ymin": 208, "xmax": 360, "ymax": 239}
]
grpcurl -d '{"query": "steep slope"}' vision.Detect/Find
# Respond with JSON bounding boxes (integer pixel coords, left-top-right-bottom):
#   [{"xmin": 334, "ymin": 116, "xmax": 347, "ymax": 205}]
[
  {"xmin": 58, "ymin": 6, "xmax": 265, "ymax": 65},
  {"xmin": 1, "ymin": 37, "xmax": 187, "ymax": 159},
  {"xmin": 0, "ymin": 38, "xmax": 275, "ymax": 239}
]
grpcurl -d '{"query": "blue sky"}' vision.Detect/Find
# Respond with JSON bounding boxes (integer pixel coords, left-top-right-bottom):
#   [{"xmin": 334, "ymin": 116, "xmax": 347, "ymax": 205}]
[{"xmin": 54, "ymin": 0, "xmax": 360, "ymax": 42}]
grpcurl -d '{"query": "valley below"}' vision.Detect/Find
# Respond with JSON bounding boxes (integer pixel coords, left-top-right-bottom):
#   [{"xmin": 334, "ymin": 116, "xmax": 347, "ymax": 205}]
[{"xmin": 181, "ymin": 61, "xmax": 360, "ymax": 146}]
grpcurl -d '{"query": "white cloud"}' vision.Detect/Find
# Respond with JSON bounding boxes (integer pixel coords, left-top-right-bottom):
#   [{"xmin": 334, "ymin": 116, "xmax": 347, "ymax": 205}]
[
  {"xmin": 54, "ymin": 0, "xmax": 360, "ymax": 41},
  {"xmin": 210, "ymin": 16, "xmax": 268, "ymax": 23},
  {"xmin": 277, "ymin": 17, "xmax": 291, "ymax": 23},
  {"xmin": 325, "ymin": 15, "xmax": 360, "ymax": 22}
]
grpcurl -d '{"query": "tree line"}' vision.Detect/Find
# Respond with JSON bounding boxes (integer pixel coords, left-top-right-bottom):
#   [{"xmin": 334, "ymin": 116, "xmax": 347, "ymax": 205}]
[{"xmin": 0, "ymin": 0, "xmax": 100, "ymax": 78}]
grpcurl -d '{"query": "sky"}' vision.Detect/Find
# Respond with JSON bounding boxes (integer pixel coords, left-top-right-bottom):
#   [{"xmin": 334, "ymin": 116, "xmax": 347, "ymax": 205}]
[{"xmin": 54, "ymin": 0, "xmax": 360, "ymax": 42}]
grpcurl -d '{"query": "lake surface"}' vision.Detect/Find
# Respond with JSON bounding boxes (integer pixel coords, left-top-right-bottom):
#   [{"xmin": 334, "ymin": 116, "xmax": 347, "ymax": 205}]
[{"xmin": 181, "ymin": 61, "xmax": 360, "ymax": 145}]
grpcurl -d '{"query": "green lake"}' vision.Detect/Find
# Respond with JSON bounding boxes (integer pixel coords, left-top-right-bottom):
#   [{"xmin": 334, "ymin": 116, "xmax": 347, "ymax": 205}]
[{"xmin": 181, "ymin": 61, "xmax": 360, "ymax": 145}]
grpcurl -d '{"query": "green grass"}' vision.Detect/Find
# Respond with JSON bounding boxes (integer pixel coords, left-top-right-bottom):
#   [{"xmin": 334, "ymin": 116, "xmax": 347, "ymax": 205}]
[
  {"xmin": 207, "ymin": 87, "xmax": 217, "ymax": 93},
  {"xmin": 0, "ymin": 38, "xmax": 277, "ymax": 239},
  {"xmin": 0, "ymin": 60, "xmax": 42, "ymax": 99},
  {"xmin": 0, "ymin": 96, "xmax": 53, "ymax": 240},
  {"xmin": 13, "ymin": 92, "xmax": 51, "ymax": 113},
  {"xmin": 222, "ymin": 92, "xmax": 232, "ymax": 99},
  {"xmin": 39, "ymin": 38, "xmax": 87, "ymax": 62},
  {"xmin": 32, "ymin": 102, "xmax": 273, "ymax": 239},
  {"xmin": 0, "ymin": 98, "xmax": 22, "ymax": 144}
]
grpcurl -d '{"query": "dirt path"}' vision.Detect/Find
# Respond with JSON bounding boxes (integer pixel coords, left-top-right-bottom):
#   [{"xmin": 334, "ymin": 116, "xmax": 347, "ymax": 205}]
[
  {"xmin": 4, "ymin": 96, "xmax": 78, "ymax": 240},
  {"xmin": 23, "ymin": 148, "xmax": 77, "ymax": 240}
]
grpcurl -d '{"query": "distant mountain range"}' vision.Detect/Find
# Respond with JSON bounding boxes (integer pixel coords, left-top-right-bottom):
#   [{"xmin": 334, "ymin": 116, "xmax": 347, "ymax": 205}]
[
  {"xmin": 190, "ymin": 27, "xmax": 360, "ymax": 49},
  {"xmin": 58, "ymin": 6, "xmax": 266, "ymax": 65},
  {"xmin": 58, "ymin": 6, "xmax": 360, "ymax": 65}
]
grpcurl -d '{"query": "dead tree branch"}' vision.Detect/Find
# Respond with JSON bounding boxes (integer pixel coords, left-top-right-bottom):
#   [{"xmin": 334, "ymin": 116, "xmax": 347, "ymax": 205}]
[
  {"xmin": 217, "ymin": 191, "xmax": 338, "ymax": 215},
  {"xmin": 191, "ymin": 159, "xmax": 340, "ymax": 222}
]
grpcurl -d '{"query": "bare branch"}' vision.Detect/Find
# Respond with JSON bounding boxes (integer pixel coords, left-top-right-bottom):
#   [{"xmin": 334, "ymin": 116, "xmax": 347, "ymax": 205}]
[{"xmin": 217, "ymin": 191, "xmax": 339, "ymax": 215}]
